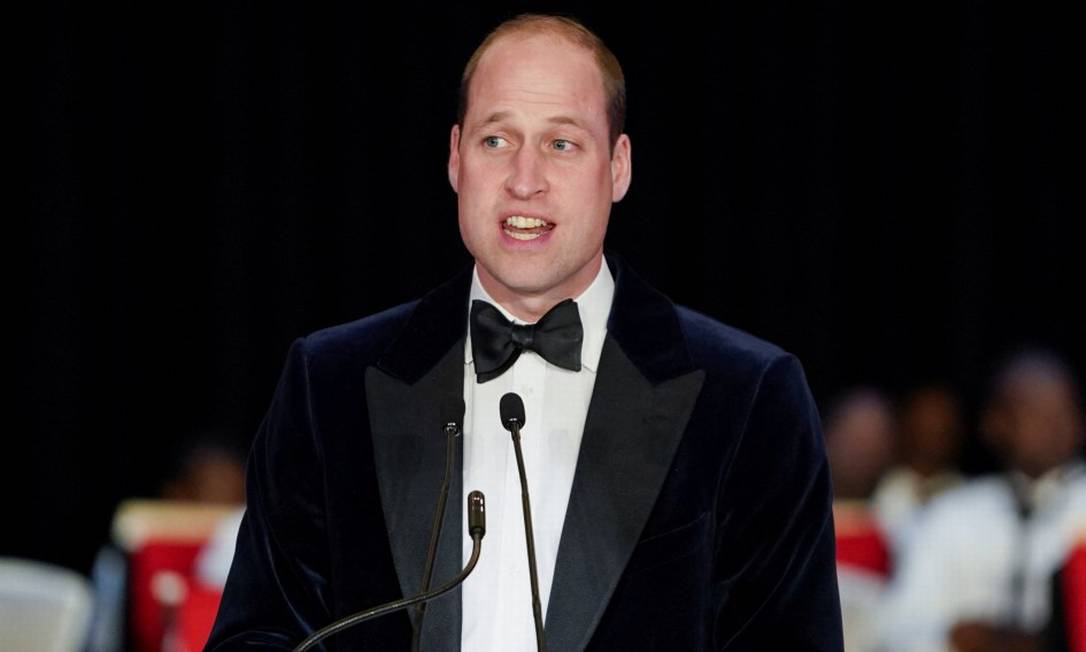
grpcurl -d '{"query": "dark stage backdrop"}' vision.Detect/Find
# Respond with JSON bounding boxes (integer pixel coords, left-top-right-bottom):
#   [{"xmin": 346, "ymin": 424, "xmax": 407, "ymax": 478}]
[{"xmin": 27, "ymin": 2, "xmax": 1083, "ymax": 572}]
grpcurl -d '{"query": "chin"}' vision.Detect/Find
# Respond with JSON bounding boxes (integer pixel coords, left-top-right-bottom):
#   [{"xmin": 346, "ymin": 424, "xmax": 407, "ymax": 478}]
[{"xmin": 492, "ymin": 268, "xmax": 561, "ymax": 296}]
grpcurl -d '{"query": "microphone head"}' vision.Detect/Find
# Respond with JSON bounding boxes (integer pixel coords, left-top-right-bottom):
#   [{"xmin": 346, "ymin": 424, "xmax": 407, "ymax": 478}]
[
  {"xmin": 441, "ymin": 396, "xmax": 466, "ymax": 434},
  {"xmin": 499, "ymin": 393, "xmax": 526, "ymax": 431},
  {"xmin": 467, "ymin": 490, "xmax": 486, "ymax": 538}
]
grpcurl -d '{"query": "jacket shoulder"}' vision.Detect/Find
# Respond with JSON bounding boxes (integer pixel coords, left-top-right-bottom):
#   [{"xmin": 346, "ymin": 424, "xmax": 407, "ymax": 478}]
[
  {"xmin": 674, "ymin": 305, "xmax": 793, "ymax": 381},
  {"xmin": 296, "ymin": 299, "xmax": 420, "ymax": 373}
]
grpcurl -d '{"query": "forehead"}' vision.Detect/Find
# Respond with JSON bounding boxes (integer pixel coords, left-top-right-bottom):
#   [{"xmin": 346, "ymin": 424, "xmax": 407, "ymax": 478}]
[
  {"xmin": 1003, "ymin": 373, "xmax": 1077, "ymax": 409},
  {"xmin": 466, "ymin": 33, "xmax": 608, "ymax": 125}
]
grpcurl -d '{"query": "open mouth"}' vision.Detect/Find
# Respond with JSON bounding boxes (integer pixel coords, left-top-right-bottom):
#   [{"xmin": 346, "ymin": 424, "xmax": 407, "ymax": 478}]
[{"xmin": 502, "ymin": 215, "xmax": 555, "ymax": 241}]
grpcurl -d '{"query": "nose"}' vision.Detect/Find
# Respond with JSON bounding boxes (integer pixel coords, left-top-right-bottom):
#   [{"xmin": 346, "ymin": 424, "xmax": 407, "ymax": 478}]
[{"xmin": 505, "ymin": 146, "xmax": 547, "ymax": 199}]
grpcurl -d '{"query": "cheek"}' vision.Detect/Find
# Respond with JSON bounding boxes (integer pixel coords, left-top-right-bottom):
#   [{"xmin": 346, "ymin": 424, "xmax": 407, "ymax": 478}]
[
  {"xmin": 455, "ymin": 172, "xmax": 486, "ymax": 216},
  {"xmin": 561, "ymin": 163, "xmax": 612, "ymax": 206},
  {"xmin": 583, "ymin": 171, "xmax": 615, "ymax": 233},
  {"xmin": 458, "ymin": 162, "xmax": 503, "ymax": 207},
  {"xmin": 457, "ymin": 209, "xmax": 486, "ymax": 246},
  {"xmin": 457, "ymin": 197, "xmax": 499, "ymax": 255}
]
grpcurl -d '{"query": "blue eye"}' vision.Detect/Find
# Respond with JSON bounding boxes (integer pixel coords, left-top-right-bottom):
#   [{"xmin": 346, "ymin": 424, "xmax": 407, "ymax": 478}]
[
  {"xmin": 553, "ymin": 139, "xmax": 572, "ymax": 151},
  {"xmin": 483, "ymin": 136, "xmax": 505, "ymax": 148}
]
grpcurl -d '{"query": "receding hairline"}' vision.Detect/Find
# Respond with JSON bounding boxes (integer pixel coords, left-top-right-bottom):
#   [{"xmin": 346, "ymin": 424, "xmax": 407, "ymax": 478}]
[{"xmin": 457, "ymin": 14, "xmax": 626, "ymax": 148}]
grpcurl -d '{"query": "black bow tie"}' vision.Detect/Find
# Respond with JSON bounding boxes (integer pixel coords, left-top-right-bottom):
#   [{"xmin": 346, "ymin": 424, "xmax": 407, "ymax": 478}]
[{"xmin": 469, "ymin": 299, "xmax": 583, "ymax": 383}]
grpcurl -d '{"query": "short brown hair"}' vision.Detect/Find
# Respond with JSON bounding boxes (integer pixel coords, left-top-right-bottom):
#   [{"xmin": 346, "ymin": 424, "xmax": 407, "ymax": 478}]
[{"xmin": 457, "ymin": 14, "xmax": 626, "ymax": 149}]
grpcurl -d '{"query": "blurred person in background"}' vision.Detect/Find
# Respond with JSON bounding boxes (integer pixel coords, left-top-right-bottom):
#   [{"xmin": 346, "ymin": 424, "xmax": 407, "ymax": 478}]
[
  {"xmin": 879, "ymin": 349, "xmax": 1086, "ymax": 652},
  {"xmin": 159, "ymin": 431, "xmax": 247, "ymax": 505},
  {"xmin": 825, "ymin": 388, "xmax": 898, "ymax": 652},
  {"xmin": 873, "ymin": 384, "xmax": 965, "ymax": 554},
  {"xmin": 827, "ymin": 388, "xmax": 898, "ymax": 503}
]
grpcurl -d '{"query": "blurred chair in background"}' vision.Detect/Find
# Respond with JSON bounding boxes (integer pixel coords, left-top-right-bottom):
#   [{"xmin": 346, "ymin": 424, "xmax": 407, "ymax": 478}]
[
  {"xmin": 873, "ymin": 384, "xmax": 965, "ymax": 554},
  {"xmin": 86, "ymin": 430, "xmax": 245, "ymax": 652},
  {"xmin": 0, "ymin": 557, "xmax": 94, "ymax": 651},
  {"xmin": 826, "ymin": 388, "xmax": 898, "ymax": 652},
  {"xmin": 879, "ymin": 349, "xmax": 1086, "ymax": 652},
  {"xmin": 194, "ymin": 508, "xmax": 245, "ymax": 591},
  {"xmin": 110, "ymin": 501, "xmax": 241, "ymax": 652}
]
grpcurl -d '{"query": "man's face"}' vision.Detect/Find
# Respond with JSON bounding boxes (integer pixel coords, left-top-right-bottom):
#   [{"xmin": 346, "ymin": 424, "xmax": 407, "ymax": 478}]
[
  {"xmin": 985, "ymin": 374, "xmax": 1085, "ymax": 478},
  {"xmin": 448, "ymin": 33, "xmax": 631, "ymax": 310}
]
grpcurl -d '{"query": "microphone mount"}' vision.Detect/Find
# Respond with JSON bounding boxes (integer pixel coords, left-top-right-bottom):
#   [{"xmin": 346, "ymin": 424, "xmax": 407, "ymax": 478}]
[{"xmin": 293, "ymin": 491, "xmax": 486, "ymax": 652}]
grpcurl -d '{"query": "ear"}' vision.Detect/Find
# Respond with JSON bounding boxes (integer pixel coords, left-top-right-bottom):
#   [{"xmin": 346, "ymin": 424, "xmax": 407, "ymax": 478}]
[
  {"xmin": 610, "ymin": 133, "xmax": 632, "ymax": 202},
  {"xmin": 448, "ymin": 124, "xmax": 462, "ymax": 193}
]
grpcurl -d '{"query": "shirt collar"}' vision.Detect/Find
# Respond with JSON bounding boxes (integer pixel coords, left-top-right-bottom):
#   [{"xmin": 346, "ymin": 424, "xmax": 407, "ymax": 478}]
[
  {"xmin": 464, "ymin": 259, "xmax": 615, "ymax": 373},
  {"xmin": 1010, "ymin": 461, "xmax": 1086, "ymax": 511}
]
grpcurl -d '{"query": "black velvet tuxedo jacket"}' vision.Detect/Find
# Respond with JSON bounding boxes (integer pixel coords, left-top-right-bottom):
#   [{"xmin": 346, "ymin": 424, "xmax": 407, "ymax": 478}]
[{"xmin": 207, "ymin": 256, "xmax": 843, "ymax": 651}]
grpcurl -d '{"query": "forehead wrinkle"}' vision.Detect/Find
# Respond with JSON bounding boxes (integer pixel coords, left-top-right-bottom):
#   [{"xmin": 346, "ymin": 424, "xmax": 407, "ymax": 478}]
[
  {"xmin": 472, "ymin": 104, "xmax": 593, "ymax": 133},
  {"xmin": 547, "ymin": 115, "xmax": 587, "ymax": 129},
  {"xmin": 473, "ymin": 87, "xmax": 598, "ymax": 122},
  {"xmin": 481, "ymin": 85, "xmax": 595, "ymax": 110}
]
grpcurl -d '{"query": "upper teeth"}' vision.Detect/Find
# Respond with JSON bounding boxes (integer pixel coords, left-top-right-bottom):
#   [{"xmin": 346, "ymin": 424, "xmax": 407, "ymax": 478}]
[{"xmin": 505, "ymin": 215, "xmax": 548, "ymax": 228}]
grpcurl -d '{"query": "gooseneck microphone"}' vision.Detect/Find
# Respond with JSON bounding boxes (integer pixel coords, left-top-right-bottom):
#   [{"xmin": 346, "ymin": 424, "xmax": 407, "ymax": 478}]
[
  {"xmin": 292, "ymin": 491, "xmax": 486, "ymax": 652},
  {"xmin": 500, "ymin": 392, "xmax": 546, "ymax": 652},
  {"xmin": 412, "ymin": 398, "xmax": 465, "ymax": 652}
]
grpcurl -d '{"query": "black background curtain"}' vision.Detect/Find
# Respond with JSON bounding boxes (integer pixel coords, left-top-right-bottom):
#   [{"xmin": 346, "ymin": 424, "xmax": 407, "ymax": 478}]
[{"xmin": 26, "ymin": 1, "xmax": 1082, "ymax": 572}]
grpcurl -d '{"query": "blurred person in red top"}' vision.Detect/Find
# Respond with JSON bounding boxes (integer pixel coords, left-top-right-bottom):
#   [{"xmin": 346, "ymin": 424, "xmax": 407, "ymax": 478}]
[{"xmin": 825, "ymin": 387, "xmax": 898, "ymax": 652}]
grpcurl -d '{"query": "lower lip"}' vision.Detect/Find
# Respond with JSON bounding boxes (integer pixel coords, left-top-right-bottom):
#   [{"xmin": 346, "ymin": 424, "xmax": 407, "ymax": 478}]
[{"xmin": 498, "ymin": 224, "xmax": 555, "ymax": 249}]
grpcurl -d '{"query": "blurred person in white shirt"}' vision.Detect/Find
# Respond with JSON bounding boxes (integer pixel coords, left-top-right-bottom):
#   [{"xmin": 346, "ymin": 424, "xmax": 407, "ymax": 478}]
[{"xmin": 873, "ymin": 385, "xmax": 965, "ymax": 555}]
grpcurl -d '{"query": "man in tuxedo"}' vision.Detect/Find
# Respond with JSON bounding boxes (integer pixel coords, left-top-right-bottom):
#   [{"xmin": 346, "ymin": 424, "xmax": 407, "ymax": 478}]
[{"xmin": 208, "ymin": 14, "xmax": 843, "ymax": 651}]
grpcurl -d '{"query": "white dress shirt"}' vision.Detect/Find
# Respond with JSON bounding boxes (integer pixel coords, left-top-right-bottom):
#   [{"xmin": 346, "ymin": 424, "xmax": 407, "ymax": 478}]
[
  {"xmin": 460, "ymin": 261, "xmax": 614, "ymax": 652},
  {"xmin": 878, "ymin": 463, "xmax": 1086, "ymax": 652},
  {"xmin": 871, "ymin": 466, "xmax": 963, "ymax": 556}
]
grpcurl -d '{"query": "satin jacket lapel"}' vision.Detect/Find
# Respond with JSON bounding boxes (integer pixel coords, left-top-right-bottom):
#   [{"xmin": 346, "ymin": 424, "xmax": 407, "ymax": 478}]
[
  {"xmin": 365, "ymin": 268, "xmax": 472, "ymax": 652},
  {"xmin": 545, "ymin": 255, "xmax": 706, "ymax": 651}
]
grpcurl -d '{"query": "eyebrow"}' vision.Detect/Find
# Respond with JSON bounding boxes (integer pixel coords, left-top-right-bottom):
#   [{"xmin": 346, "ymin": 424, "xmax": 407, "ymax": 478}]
[
  {"xmin": 547, "ymin": 115, "xmax": 586, "ymax": 129},
  {"xmin": 479, "ymin": 111, "xmax": 512, "ymax": 126}
]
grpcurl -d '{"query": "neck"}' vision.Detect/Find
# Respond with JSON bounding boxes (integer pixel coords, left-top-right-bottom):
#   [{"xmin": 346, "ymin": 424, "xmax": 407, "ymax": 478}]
[
  {"xmin": 477, "ymin": 254, "xmax": 603, "ymax": 323},
  {"xmin": 904, "ymin": 459, "xmax": 945, "ymax": 479},
  {"xmin": 1014, "ymin": 460, "xmax": 1065, "ymax": 482}
]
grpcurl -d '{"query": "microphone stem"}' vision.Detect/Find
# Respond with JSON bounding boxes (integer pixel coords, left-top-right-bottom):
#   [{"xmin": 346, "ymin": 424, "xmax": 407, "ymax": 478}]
[
  {"xmin": 412, "ymin": 424, "xmax": 458, "ymax": 651},
  {"xmin": 510, "ymin": 422, "xmax": 546, "ymax": 651},
  {"xmin": 293, "ymin": 534, "xmax": 483, "ymax": 652}
]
